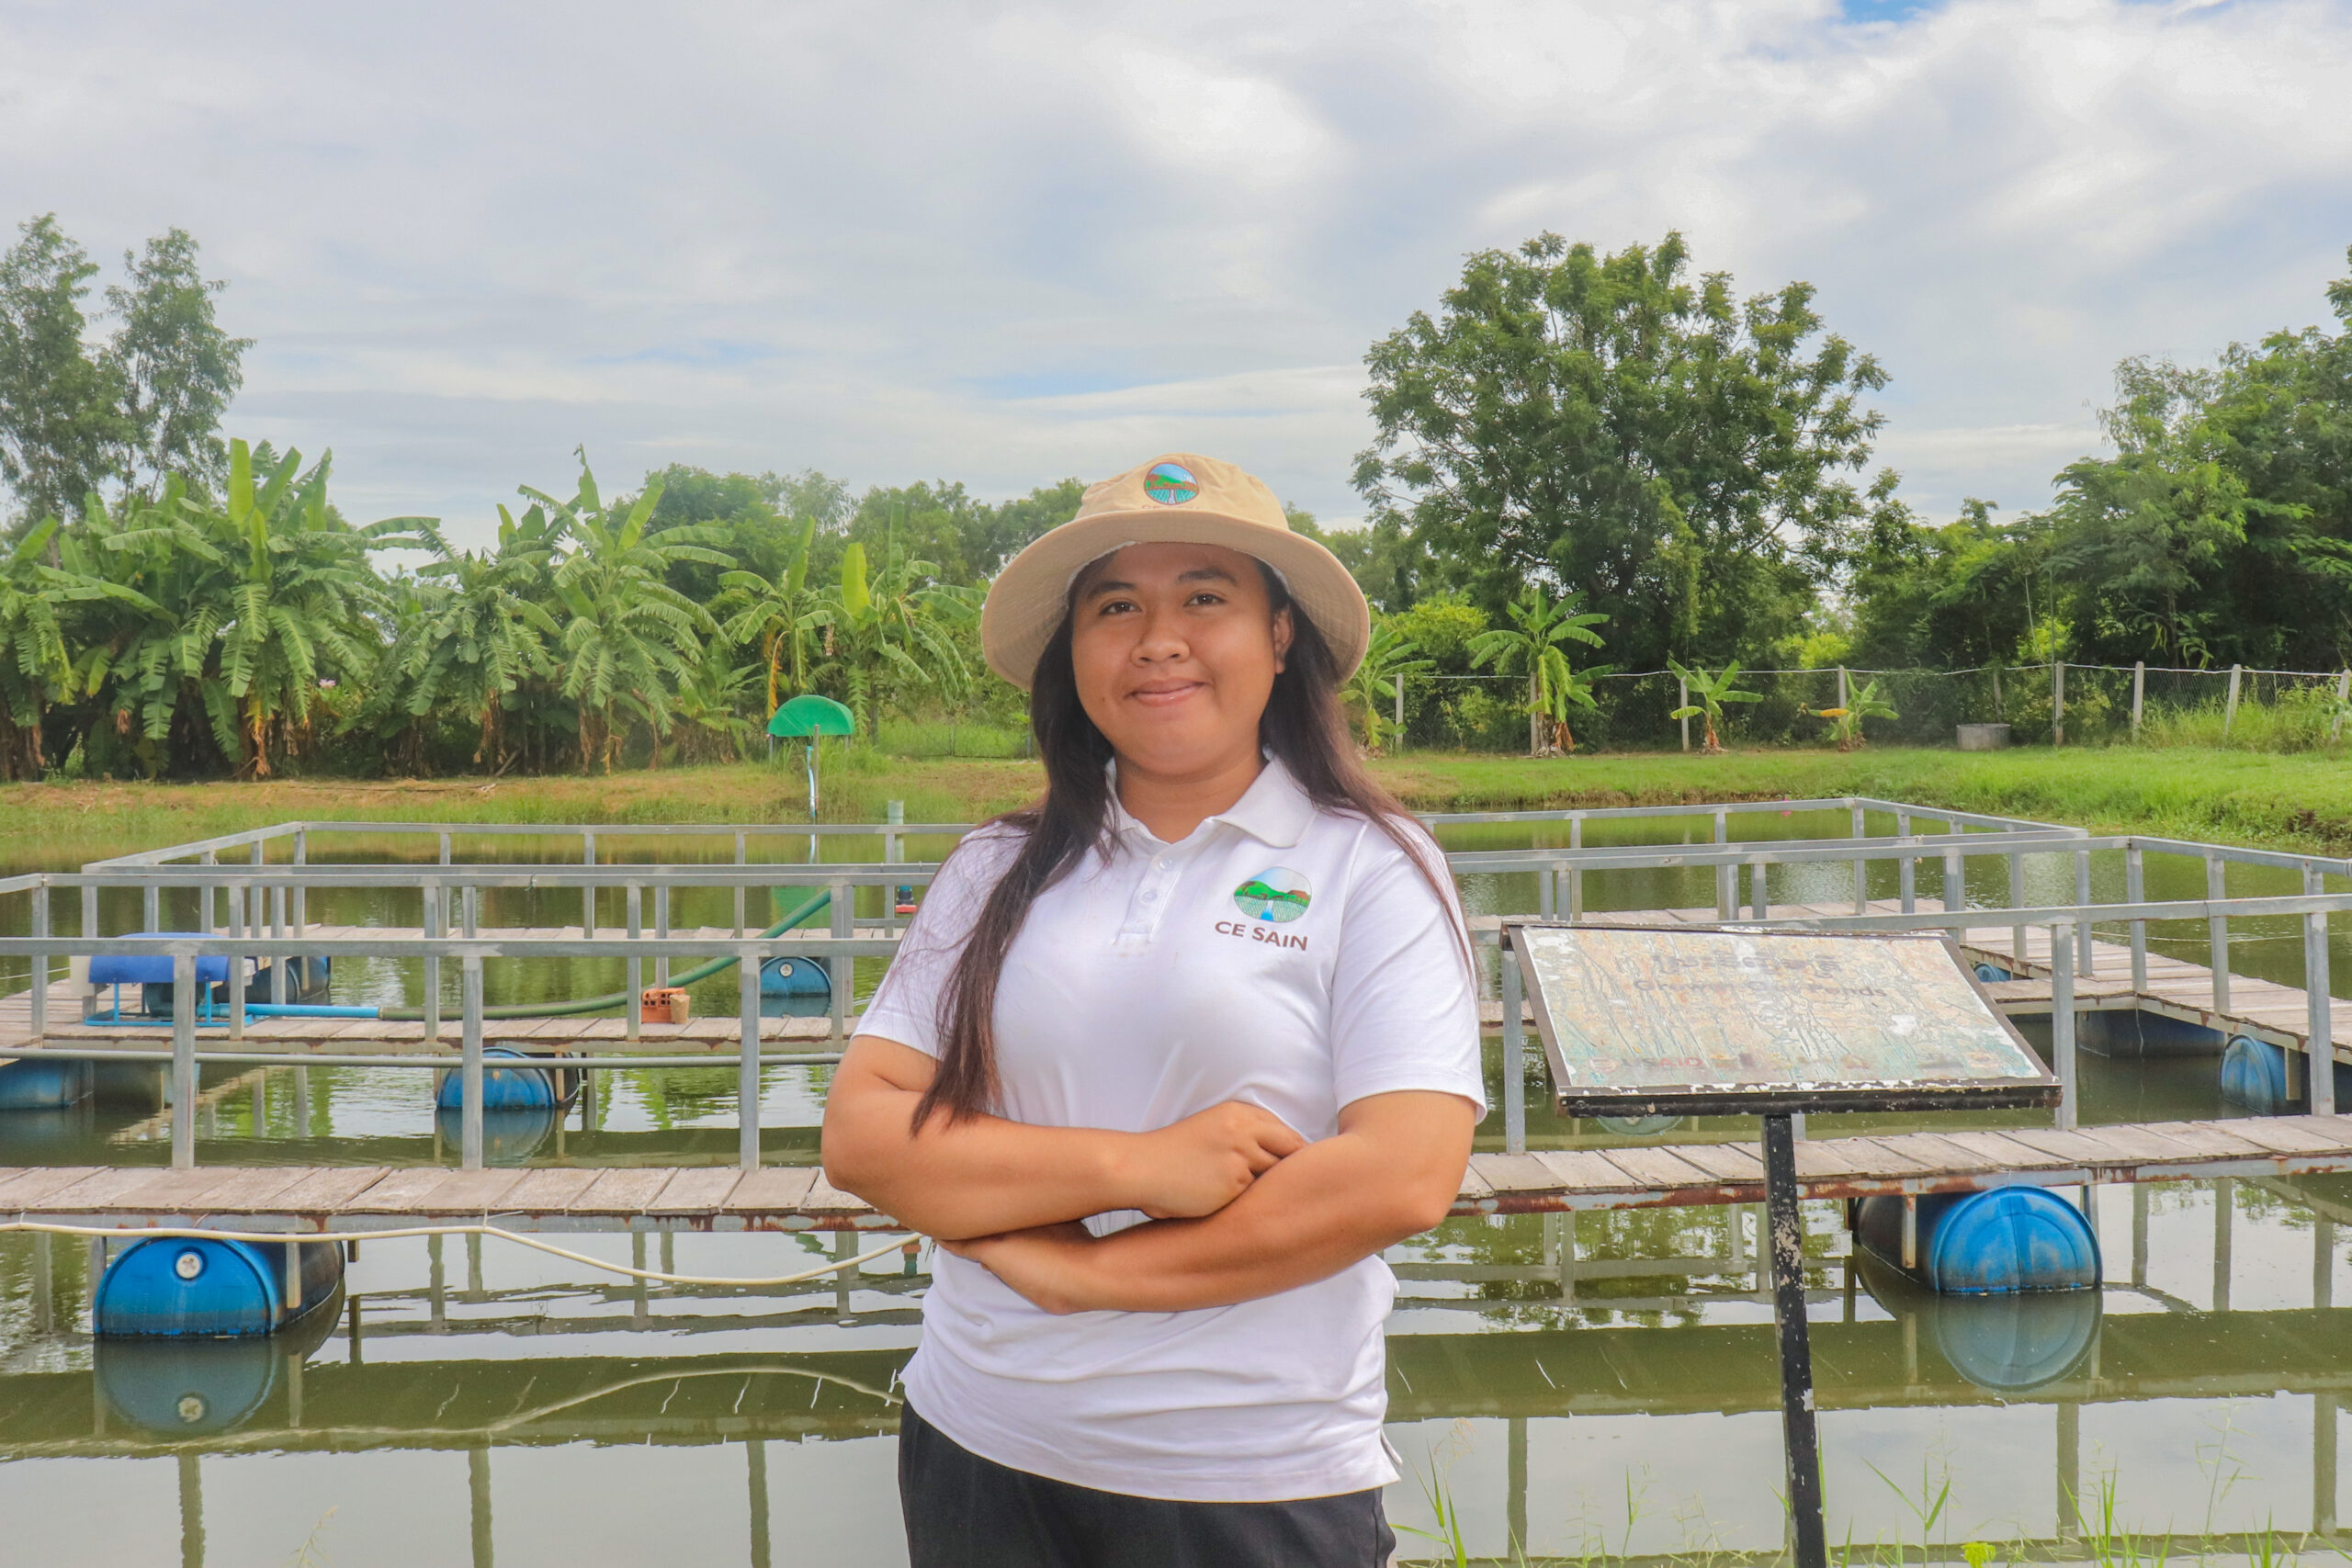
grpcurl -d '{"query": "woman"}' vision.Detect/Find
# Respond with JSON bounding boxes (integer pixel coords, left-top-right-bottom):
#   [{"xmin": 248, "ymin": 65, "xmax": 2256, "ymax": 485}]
[{"xmin": 822, "ymin": 451, "xmax": 1482, "ymax": 1567}]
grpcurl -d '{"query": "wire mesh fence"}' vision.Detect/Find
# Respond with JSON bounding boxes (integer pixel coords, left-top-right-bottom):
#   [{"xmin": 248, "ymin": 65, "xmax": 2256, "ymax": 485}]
[{"xmin": 1386, "ymin": 662, "xmax": 2352, "ymax": 753}]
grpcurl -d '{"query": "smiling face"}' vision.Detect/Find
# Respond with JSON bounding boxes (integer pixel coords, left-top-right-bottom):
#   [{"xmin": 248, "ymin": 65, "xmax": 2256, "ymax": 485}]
[{"xmin": 1068, "ymin": 541, "xmax": 1294, "ymax": 784}]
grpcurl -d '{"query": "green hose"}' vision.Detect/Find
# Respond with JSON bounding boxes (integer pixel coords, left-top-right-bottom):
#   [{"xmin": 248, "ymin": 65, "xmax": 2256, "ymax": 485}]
[{"xmin": 379, "ymin": 886, "xmax": 834, "ymax": 1021}]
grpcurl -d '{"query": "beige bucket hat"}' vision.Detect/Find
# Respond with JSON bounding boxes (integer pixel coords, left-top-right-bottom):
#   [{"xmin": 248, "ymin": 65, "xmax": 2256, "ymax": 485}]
[{"xmin": 979, "ymin": 452, "xmax": 1371, "ymax": 690}]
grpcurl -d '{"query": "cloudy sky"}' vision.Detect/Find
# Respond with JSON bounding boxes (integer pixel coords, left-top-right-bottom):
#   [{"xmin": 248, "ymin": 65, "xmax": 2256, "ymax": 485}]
[{"xmin": 3, "ymin": 0, "xmax": 2347, "ymax": 543}]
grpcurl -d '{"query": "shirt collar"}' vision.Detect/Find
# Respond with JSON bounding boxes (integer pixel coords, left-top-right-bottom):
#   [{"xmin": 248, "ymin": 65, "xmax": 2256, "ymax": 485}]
[{"xmin": 1105, "ymin": 754, "xmax": 1318, "ymax": 851}]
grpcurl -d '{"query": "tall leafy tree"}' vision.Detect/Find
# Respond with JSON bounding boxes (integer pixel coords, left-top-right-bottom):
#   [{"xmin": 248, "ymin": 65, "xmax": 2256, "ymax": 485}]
[
  {"xmin": 718, "ymin": 515, "xmax": 824, "ymax": 717},
  {"xmin": 1340, "ymin": 623, "xmax": 1433, "ymax": 754},
  {"xmin": 812, "ymin": 537, "xmax": 978, "ymax": 736},
  {"xmin": 1357, "ymin": 231, "xmax": 1894, "ymax": 671},
  {"xmin": 0, "ymin": 215, "xmax": 128, "ymax": 526},
  {"xmin": 369, "ymin": 507, "xmax": 561, "ymax": 771},
  {"xmin": 105, "ymin": 228, "xmax": 251, "ymax": 497}
]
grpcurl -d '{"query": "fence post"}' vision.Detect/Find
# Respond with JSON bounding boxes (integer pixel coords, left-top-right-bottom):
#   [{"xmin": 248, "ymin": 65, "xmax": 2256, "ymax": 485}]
[
  {"xmin": 2132, "ymin": 662, "xmax": 2145, "ymax": 739},
  {"xmin": 1393, "ymin": 672, "xmax": 1405, "ymax": 750},
  {"xmin": 2336, "ymin": 671, "xmax": 2351, "ymax": 743},
  {"xmin": 2126, "ymin": 842, "xmax": 2147, "ymax": 993},
  {"xmin": 740, "ymin": 943, "xmax": 763, "ymax": 1168},
  {"xmin": 2207, "ymin": 854, "xmax": 2232, "ymax": 1015},
  {"xmin": 460, "ymin": 955, "xmax": 484, "ymax": 1170},
  {"xmin": 172, "ymin": 950, "xmax": 196, "ymax": 1168},
  {"xmin": 2306, "ymin": 864, "xmax": 2336, "ymax": 1117},
  {"xmin": 1679, "ymin": 677, "xmax": 1690, "ymax": 752},
  {"xmin": 2075, "ymin": 850, "xmax": 2095, "ymax": 976},
  {"xmin": 2052, "ymin": 923, "xmax": 2077, "ymax": 1130},
  {"xmin": 2052, "ymin": 663, "xmax": 2065, "ymax": 747},
  {"xmin": 581, "ymin": 830, "xmax": 597, "ymax": 937},
  {"xmin": 1837, "ymin": 666, "xmax": 1849, "ymax": 713},
  {"xmin": 1993, "ymin": 662, "xmax": 2004, "ymax": 720},
  {"xmin": 2224, "ymin": 665, "xmax": 2244, "ymax": 737}
]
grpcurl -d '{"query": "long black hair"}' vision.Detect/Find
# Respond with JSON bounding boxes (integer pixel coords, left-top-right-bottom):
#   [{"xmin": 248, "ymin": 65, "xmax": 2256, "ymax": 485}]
[{"xmin": 912, "ymin": 558, "xmax": 1467, "ymax": 1128}]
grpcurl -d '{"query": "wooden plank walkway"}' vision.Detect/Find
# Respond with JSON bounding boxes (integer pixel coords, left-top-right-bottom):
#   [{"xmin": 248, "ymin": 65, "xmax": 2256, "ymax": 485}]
[{"xmin": 8, "ymin": 1115, "xmax": 2349, "ymax": 1234}]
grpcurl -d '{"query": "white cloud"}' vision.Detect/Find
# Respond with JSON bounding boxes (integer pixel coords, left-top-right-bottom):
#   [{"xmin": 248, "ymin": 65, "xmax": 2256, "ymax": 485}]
[{"xmin": 0, "ymin": 0, "xmax": 2346, "ymax": 539}]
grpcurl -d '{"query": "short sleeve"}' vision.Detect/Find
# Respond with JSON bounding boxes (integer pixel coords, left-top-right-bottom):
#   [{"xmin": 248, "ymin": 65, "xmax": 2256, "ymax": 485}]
[
  {"xmin": 1327, "ymin": 821, "xmax": 1487, "ymax": 1118},
  {"xmin": 855, "ymin": 826, "xmax": 1024, "ymax": 1058}
]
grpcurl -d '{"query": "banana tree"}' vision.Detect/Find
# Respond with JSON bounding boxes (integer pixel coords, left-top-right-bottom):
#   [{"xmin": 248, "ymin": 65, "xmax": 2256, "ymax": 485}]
[
  {"xmin": 530, "ymin": 454, "xmax": 731, "ymax": 773},
  {"xmin": 371, "ymin": 506, "xmax": 561, "ymax": 770},
  {"xmin": 718, "ymin": 515, "xmax": 824, "ymax": 718},
  {"xmin": 1341, "ymin": 623, "xmax": 1432, "ymax": 754},
  {"xmin": 0, "ymin": 514, "xmax": 114, "ymax": 778},
  {"xmin": 1466, "ymin": 586, "xmax": 1610, "ymax": 756},
  {"xmin": 810, "ymin": 538, "xmax": 978, "ymax": 738},
  {"xmin": 1538, "ymin": 659, "xmax": 1615, "ymax": 754},
  {"xmin": 1667, "ymin": 659, "xmax": 1761, "ymax": 753},
  {"xmin": 1809, "ymin": 676, "xmax": 1898, "ymax": 751}
]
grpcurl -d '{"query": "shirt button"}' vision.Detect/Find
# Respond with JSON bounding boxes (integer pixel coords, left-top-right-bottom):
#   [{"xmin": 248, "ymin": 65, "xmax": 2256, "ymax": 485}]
[
  {"xmin": 1156, "ymin": 859, "xmax": 1171, "ymax": 871},
  {"xmin": 1142, "ymin": 891, "xmax": 1158, "ymax": 903}
]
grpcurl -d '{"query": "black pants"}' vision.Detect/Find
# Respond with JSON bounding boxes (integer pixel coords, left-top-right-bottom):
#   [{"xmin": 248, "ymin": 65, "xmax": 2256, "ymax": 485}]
[{"xmin": 898, "ymin": 1403, "xmax": 1396, "ymax": 1568}]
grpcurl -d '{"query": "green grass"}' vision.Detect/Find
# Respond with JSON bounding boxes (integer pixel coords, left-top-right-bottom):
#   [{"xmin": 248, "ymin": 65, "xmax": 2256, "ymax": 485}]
[{"xmin": 7, "ymin": 741, "xmax": 2350, "ymax": 866}]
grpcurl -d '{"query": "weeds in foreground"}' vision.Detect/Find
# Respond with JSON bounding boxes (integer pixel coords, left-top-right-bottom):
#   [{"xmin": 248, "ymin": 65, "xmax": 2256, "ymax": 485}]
[{"xmin": 279, "ymin": 1507, "xmax": 336, "ymax": 1567}]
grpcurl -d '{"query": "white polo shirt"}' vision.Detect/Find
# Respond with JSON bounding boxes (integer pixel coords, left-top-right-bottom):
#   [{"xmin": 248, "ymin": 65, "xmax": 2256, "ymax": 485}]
[{"xmin": 858, "ymin": 757, "xmax": 1483, "ymax": 1503}]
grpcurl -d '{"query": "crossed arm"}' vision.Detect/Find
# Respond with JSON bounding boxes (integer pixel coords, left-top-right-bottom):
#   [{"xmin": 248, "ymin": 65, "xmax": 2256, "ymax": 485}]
[{"xmin": 820, "ymin": 1035, "xmax": 1477, "ymax": 1314}]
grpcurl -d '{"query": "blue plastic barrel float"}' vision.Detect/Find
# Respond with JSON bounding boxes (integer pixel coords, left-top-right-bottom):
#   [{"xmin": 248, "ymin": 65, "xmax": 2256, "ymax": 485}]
[
  {"xmin": 1855, "ymin": 1188, "xmax": 2100, "ymax": 1294},
  {"xmin": 92, "ymin": 1235, "xmax": 344, "ymax": 1337},
  {"xmin": 1973, "ymin": 963, "xmax": 2013, "ymax": 983},
  {"xmin": 86, "ymin": 933, "xmax": 233, "ymax": 1023},
  {"xmin": 1853, "ymin": 1251, "xmax": 2101, "ymax": 1393},
  {"xmin": 434, "ymin": 1045, "xmax": 561, "ymax": 1111},
  {"xmin": 0, "ymin": 1055, "xmax": 94, "ymax": 1111},
  {"xmin": 96, "ymin": 1303, "xmax": 341, "ymax": 1433},
  {"xmin": 760, "ymin": 955, "xmax": 831, "ymax": 998},
  {"xmin": 2220, "ymin": 1033, "xmax": 2352, "ymax": 1114}
]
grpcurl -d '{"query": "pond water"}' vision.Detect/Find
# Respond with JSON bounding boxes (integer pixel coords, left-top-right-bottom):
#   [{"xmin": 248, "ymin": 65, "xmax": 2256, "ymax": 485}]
[{"xmin": 0, "ymin": 812, "xmax": 2346, "ymax": 1563}]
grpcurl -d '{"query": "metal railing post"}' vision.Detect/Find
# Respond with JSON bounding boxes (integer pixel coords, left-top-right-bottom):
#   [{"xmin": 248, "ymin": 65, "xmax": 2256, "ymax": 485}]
[
  {"xmin": 171, "ymin": 951, "xmax": 196, "ymax": 1168},
  {"xmin": 2208, "ymin": 854, "xmax": 2232, "ymax": 1015},
  {"xmin": 1943, "ymin": 848, "xmax": 1963, "ymax": 915},
  {"xmin": 81, "ymin": 880, "xmax": 97, "ymax": 951},
  {"xmin": 459, "ymin": 954, "xmax": 484, "ymax": 1169},
  {"xmin": 28, "ymin": 882, "xmax": 45, "ymax": 1041},
  {"xmin": 1501, "ymin": 931, "xmax": 1526, "ymax": 1155},
  {"xmin": 291, "ymin": 829, "xmax": 307, "ymax": 935},
  {"xmin": 2075, "ymin": 850, "xmax": 2095, "ymax": 976},
  {"xmin": 734, "ymin": 831, "xmax": 748, "ymax": 938},
  {"xmin": 438, "ymin": 831, "xmax": 452, "ymax": 866},
  {"xmin": 1750, "ymin": 859, "xmax": 1769, "ymax": 920},
  {"xmin": 423, "ymin": 884, "xmax": 442, "ymax": 1045},
  {"xmin": 582, "ymin": 831, "xmax": 597, "ymax": 937},
  {"xmin": 2008, "ymin": 852, "xmax": 2028, "ymax": 974},
  {"xmin": 462, "ymin": 883, "xmax": 480, "ymax": 937},
  {"xmin": 830, "ymin": 880, "xmax": 852, "ymax": 1038},
  {"xmin": 2126, "ymin": 843, "xmax": 2147, "ymax": 992},
  {"xmin": 2052, "ymin": 922, "xmax": 2077, "ymax": 1130},
  {"xmin": 739, "ymin": 945, "xmax": 762, "ymax": 1168},
  {"xmin": 626, "ymin": 883, "xmax": 643, "ymax": 1042},
  {"xmin": 201, "ymin": 850, "xmax": 216, "ymax": 931},
  {"xmin": 226, "ymin": 881, "xmax": 244, "ymax": 1042},
  {"xmin": 142, "ymin": 882, "xmax": 160, "ymax": 933},
  {"xmin": 2307, "ymin": 863, "xmax": 2336, "ymax": 1116},
  {"xmin": 1536, "ymin": 860, "xmax": 1555, "ymax": 919},
  {"xmin": 1896, "ymin": 812, "xmax": 1916, "ymax": 912},
  {"xmin": 653, "ymin": 883, "xmax": 670, "ymax": 989},
  {"xmin": 1716, "ymin": 862, "xmax": 1735, "ymax": 921},
  {"xmin": 268, "ymin": 886, "xmax": 287, "ymax": 1004},
  {"xmin": 1851, "ymin": 803, "xmax": 1868, "ymax": 914},
  {"xmin": 1567, "ymin": 816, "xmax": 1584, "ymax": 922}
]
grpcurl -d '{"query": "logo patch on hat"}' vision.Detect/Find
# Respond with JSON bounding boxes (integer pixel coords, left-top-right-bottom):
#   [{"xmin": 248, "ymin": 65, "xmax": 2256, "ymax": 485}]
[
  {"xmin": 1144, "ymin": 461, "xmax": 1199, "ymax": 505},
  {"xmin": 1233, "ymin": 867, "xmax": 1311, "ymax": 923}
]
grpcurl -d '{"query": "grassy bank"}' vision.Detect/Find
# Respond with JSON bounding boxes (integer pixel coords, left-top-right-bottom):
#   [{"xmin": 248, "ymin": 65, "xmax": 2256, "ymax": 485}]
[{"xmin": 5, "ymin": 743, "xmax": 2349, "ymax": 863}]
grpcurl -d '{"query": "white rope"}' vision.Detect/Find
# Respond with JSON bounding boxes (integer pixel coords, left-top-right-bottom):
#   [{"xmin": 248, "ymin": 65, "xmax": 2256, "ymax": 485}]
[{"xmin": 0, "ymin": 1220, "xmax": 921, "ymax": 1290}]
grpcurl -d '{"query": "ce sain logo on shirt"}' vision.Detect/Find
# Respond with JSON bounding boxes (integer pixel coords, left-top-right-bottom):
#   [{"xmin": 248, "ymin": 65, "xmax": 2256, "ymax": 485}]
[{"xmin": 1215, "ymin": 867, "xmax": 1312, "ymax": 950}]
